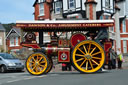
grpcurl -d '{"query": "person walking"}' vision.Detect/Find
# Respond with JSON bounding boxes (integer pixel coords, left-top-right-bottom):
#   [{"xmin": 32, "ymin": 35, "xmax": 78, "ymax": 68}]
[
  {"xmin": 108, "ymin": 48, "xmax": 117, "ymax": 69},
  {"xmin": 117, "ymin": 48, "xmax": 123, "ymax": 69},
  {"xmin": 110, "ymin": 48, "xmax": 117, "ymax": 69}
]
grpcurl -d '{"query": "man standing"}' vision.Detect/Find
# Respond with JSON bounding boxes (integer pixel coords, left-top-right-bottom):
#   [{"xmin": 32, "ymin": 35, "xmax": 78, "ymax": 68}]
[
  {"xmin": 108, "ymin": 48, "xmax": 117, "ymax": 69},
  {"xmin": 117, "ymin": 48, "xmax": 123, "ymax": 69}
]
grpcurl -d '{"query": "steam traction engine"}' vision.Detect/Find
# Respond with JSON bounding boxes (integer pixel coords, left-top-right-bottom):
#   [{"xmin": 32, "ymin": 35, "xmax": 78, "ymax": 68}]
[{"xmin": 16, "ymin": 20, "xmax": 114, "ymax": 75}]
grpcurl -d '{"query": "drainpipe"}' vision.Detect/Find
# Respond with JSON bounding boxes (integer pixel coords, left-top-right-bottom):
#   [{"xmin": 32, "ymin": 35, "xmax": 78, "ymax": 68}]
[{"xmin": 114, "ymin": 5, "xmax": 121, "ymax": 52}]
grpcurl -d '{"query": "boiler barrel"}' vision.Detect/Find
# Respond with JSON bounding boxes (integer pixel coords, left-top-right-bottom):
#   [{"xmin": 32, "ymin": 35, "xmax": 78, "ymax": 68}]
[{"xmin": 41, "ymin": 44, "xmax": 70, "ymax": 55}]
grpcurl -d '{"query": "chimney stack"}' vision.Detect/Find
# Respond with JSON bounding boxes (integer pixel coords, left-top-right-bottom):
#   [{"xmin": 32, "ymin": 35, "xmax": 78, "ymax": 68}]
[{"xmin": 85, "ymin": 0, "xmax": 97, "ymax": 20}]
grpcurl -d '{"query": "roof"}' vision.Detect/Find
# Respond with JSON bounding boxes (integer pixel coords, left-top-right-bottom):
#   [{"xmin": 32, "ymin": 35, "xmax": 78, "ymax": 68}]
[
  {"xmin": 16, "ymin": 20, "xmax": 114, "ymax": 24},
  {"xmin": 116, "ymin": 0, "xmax": 125, "ymax": 3},
  {"xmin": 0, "ymin": 23, "xmax": 5, "ymax": 31},
  {"xmin": 6, "ymin": 27, "xmax": 26, "ymax": 39},
  {"xmin": 115, "ymin": 5, "xmax": 120, "ymax": 10},
  {"xmin": 33, "ymin": 0, "xmax": 38, "ymax": 7},
  {"xmin": 16, "ymin": 20, "xmax": 114, "ymax": 32}
]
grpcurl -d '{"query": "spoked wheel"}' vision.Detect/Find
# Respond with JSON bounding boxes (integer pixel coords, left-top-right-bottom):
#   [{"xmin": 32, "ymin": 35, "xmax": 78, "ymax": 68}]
[
  {"xmin": 26, "ymin": 52, "xmax": 49, "ymax": 75},
  {"xmin": 45, "ymin": 57, "xmax": 53, "ymax": 74},
  {"xmin": 71, "ymin": 40, "xmax": 105, "ymax": 73}
]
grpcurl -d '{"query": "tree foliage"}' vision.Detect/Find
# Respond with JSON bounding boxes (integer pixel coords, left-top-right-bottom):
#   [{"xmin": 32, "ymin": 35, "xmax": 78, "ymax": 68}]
[{"xmin": 2, "ymin": 23, "xmax": 16, "ymax": 32}]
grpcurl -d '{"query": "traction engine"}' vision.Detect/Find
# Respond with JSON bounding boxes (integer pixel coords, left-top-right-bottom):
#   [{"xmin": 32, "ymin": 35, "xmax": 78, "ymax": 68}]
[{"xmin": 16, "ymin": 20, "xmax": 114, "ymax": 75}]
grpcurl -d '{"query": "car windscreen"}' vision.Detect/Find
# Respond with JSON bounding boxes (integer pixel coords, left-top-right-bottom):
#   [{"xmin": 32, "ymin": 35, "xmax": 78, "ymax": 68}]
[{"xmin": 0, "ymin": 54, "xmax": 16, "ymax": 59}]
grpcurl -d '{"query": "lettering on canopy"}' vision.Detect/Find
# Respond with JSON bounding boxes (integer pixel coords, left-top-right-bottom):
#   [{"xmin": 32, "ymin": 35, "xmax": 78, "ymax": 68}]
[{"xmin": 16, "ymin": 23, "xmax": 114, "ymax": 28}]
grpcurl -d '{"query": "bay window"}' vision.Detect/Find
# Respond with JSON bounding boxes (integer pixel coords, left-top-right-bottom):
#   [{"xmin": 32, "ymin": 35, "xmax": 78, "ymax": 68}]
[
  {"xmin": 10, "ymin": 37, "xmax": 14, "ymax": 46},
  {"xmin": 55, "ymin": 2, "xmax": 61, "ymax": 14},
  {"xmin": 15, "ymin": 37, "xmax": 19, "ymax": 46},
  {"xmin": 39, "ymin": 3, "xmax": 44, "ymax": 16},
  {"xmin": 122, "ymin": 19, "xmax": 126, "ymax": 33},
  {"xmin": 69, "ymin": 0, "xmax": 75, "ymax": 9},
  {"xmin": 123, "ymin": 40, "xmax": 127, "ymax": 53}
]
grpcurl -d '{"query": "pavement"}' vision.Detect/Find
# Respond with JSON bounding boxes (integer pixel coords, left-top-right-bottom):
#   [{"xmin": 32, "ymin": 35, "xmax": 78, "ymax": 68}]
[{"xmin": 122, "ymin": 56, "xmax": 128, "ymax": 69}]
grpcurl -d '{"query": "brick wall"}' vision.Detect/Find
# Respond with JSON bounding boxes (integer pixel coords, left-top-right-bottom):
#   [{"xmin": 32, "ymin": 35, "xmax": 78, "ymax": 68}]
[
  {"xmin": 34, "ymin": 3, "xmax": 51, "ymax": 20},
  {"xmin": 6, "ymin": 37, "xmax": 22, "ymax": 52}
]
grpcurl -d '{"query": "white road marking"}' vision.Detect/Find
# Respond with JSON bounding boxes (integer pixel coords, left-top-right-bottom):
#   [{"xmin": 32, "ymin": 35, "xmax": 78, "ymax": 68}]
[
  {"xmin": 5, "ymin": 75, "xmax": 48, "ymax": 84},
  {"xmin": 50, "ymin": 74, "xmax": 59, "ymax": 76},
  {"xmin": 23, "ymin": 75, "xmax": 47, "ymax": 80},
  {"xmin": 0, "ymin": 73, "xmax": 59, "ymax": 85},
  {"xmin": 7, "ymin": 79, "xmax": 22, "ymax": 83}
]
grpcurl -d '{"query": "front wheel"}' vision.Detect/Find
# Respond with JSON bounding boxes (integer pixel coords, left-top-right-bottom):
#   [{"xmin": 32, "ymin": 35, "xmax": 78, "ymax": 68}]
[
  {"xmin": 71, "ymin": 40, "xmax": 105, "ymax": 73},
  {"xmin": 26, "ymin": 52, "xmax": 49, "ymax": 75}
]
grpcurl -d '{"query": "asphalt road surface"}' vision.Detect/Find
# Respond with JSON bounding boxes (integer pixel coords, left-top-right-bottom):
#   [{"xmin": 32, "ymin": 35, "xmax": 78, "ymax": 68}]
[{"xmin": 0, "ymin": 69, "xmax": 128, "ymax": 85}]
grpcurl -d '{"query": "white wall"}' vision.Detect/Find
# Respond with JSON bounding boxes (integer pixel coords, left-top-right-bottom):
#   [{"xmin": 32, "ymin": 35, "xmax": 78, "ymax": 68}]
[
  {"xmin": 117, "ymin": 1, "xmax": 125, "ymax": 17},
  {"xmin": 63, "ymin": 0, "xmax": 68, "ymax": 13},
  {"xmin": 82, "ymin": 0, "xmax": 85, "ymax": 10},
  {"xmin": 102, "ymin": 0, "xmax": 114, "ymax": 13},
  {"xmin": 125, "ymin": 0, "xmax": 128, "ymax": 17},
  {"xmin": 96, "ymin": 0, "xmax": 101, "ymax": 11}
]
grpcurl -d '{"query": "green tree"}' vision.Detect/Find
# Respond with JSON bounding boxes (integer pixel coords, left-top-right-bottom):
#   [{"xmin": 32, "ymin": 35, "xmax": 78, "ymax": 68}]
[{"xmin": 2, "ymin": 23, "xmax": 16, "ymax": 32}]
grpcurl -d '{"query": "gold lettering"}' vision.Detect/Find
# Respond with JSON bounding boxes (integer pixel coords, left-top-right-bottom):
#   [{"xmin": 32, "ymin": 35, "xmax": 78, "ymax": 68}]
[{"xmin": 58, "ymin": 24, "xmax": 81, "ymax": 27}]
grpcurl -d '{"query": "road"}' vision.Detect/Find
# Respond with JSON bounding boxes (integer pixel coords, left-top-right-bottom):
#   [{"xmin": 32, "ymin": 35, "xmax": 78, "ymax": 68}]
[{"xmin": 0, "ymin": 68, "xmax": 128, "ymax": 85}]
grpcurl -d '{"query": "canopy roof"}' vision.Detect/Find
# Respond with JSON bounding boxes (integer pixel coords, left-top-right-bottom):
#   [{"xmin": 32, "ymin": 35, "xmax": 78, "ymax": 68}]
[{"xmin": 16, "ymin": 20, "xmax": 114, "ymax": 32}]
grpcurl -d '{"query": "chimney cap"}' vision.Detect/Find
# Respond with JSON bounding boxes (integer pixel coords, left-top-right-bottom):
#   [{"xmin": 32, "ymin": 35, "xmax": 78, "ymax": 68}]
[
  {"xmin": 85, "ymin": 0, "xmax": 97, "ymax": 5},
  {"xmin": 115, "ymin": 5, "xmax": 120, "ymax": 11}
]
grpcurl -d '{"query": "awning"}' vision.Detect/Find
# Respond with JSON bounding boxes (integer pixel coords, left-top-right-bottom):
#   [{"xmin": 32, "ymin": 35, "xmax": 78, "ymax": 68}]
[{"xmin": 16, "ymin": 20, "xmax": 114, "ymax": 32}]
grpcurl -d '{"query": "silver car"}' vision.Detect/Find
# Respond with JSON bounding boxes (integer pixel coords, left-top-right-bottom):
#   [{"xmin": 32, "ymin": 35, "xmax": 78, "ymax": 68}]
[{"xmin": 0, "ymin": 53, "xmax": 24, "ymax": 73}]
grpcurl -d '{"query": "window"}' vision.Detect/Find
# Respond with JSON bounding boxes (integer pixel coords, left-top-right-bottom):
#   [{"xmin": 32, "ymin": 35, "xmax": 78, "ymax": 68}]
[
  {"xmin": 111, "ymin": 27, "xmax": 114, "ymax": 32},
  {"xmin": 105, "ymin": 0, "xmax": 110, "ymax": 8},
  {"xmin": 39, "ymin": 3, "xmax": 44, "ymax": 16},
  {"xmin": 10, "ymin": 37, "xmax": 14, "ymax": 46},
  {"xmin": 122, "ymin": 19, "xmax": 126, "ymax": 33},
  {"xmin": 100, "ymin": 16, "xmax": 103, "ymax": 20},
  {"xmin": 39, "ymin": 0, "xmax": 45, "ymax": 3},
  {"xmin": 0, "ymin": 37, "xmax": 2, "ymax": 45},
  {"xmin": 105, "ymin": 16, "xmax": 109, "ymax": 19},
  {"xmin": 15, "ymin": 37, "xmax": 19, "ymax": 46},
  {"xmin": 109, "ymin": 27, "xmax": 114, "ymax": 32},
  {"xmin": 69, "ymin": 0, "xmax": 75, "ymax": 9},
  {"xmin": 55, "ymin": 2, "xmax": 61, "ymax": 14},
  {"xmin": 123, "ymin": 40, "xmax": 127, "ymax": 53}
]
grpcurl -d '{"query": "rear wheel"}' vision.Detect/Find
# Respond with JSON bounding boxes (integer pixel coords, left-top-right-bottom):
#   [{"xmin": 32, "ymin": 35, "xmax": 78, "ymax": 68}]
[
  {"xmin": 45, "ymin": 57, "xmax": 53, "ymax": 74},
  {"xmin": 0, "ymin": 65, "xmax": 7, "ymax": 73},
  {"xmin": 26, "ymin": 52, "xmax": 49, "ymax": 75},
  {"xmin": 71, "ymin": 40, "xmax": 105, "ymax": 73}
]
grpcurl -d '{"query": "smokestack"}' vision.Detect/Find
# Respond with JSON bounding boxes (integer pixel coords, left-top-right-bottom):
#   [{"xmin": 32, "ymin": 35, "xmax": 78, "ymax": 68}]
[{"xmin": 85, "ymin": 0, "xmax": 97, "ymax": 20}]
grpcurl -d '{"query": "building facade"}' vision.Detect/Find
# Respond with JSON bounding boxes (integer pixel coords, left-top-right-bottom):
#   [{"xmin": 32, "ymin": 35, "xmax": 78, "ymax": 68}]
[
  {"xmin": 34, "ymin": 0, "xmax": 115, "ymax": 20},
  {"xmin": 33, "ymin": 0, "xmax": 116, "ymax": 47},
  {"xmin": 117, "ymin": 0, "xmax": 128, "ymax": 53},
  {"xmin": 32, "ymin": 0, "xmax": 128, "ymax": 53},
  {"xmin": 0, "ymin": 23, "xmax": 6, "ymax": 52},
  {"xmin": 6, "ymin": 28, "xmax": 24, "ymax": 52}
]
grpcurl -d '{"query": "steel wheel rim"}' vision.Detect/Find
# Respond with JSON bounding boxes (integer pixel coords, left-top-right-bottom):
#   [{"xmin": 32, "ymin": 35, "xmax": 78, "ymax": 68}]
[
  {"xmin": 26, "ymin": 53, "xmax": 48, "ymax": 75},
  {"xmin": 72, "ymin": 40, "xmax": 105, "ymax": 73},
  {"xmin": 45, "ymin": 58, "xmax": 53, "ymax": 73}
]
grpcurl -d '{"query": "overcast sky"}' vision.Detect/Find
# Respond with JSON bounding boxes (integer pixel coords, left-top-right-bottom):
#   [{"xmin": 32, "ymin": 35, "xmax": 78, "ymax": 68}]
[{"xmin": 0, "ymin": 0, "xmax": 35, "ymax": 24}]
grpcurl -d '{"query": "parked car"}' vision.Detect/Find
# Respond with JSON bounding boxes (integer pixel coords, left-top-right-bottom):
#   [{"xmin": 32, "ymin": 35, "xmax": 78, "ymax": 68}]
[{"xmin": 0, "ymin": 53, "xmax": 24, "ymax": 73}]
